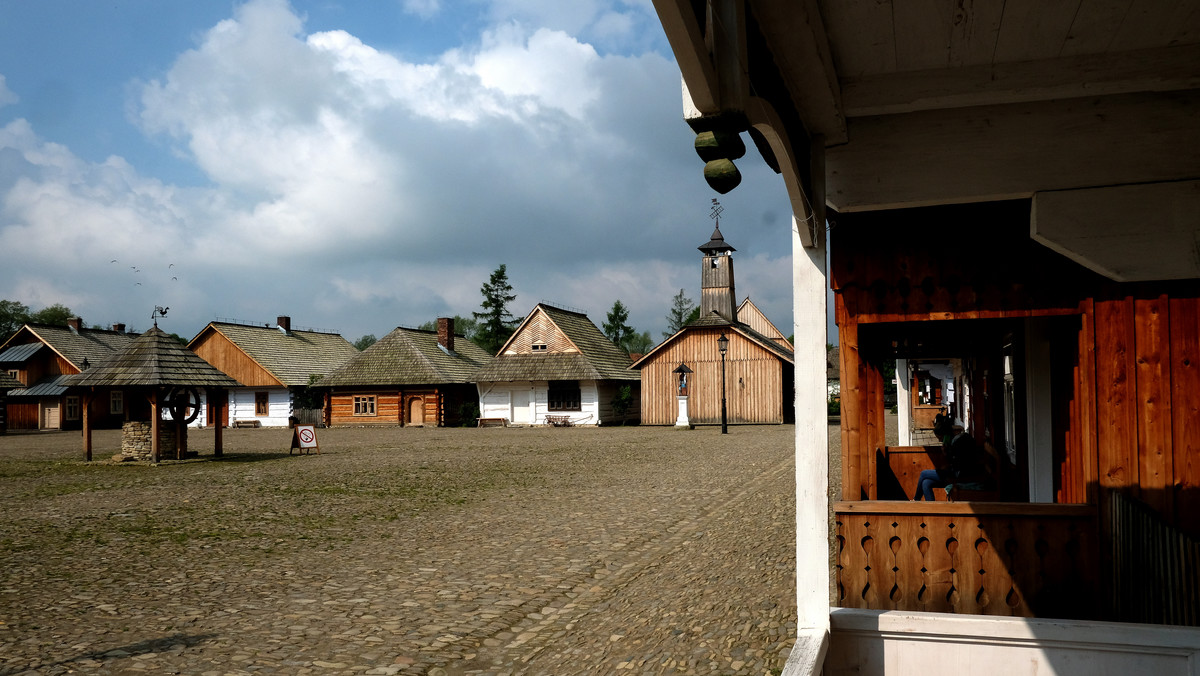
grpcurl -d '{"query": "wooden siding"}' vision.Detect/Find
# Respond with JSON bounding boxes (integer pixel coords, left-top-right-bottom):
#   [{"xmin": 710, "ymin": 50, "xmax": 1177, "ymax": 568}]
[
  {"xmin": 329, "ymin": 391, "xmax": 401, "ymax": 426},
  {"xmin": 328, "ymin": 386, "xmax": 477, "ymax": 427},
  {"xmin": 504, "ymin": 309, "xmax": 577, "ymax": 355},
  {"xmin": 639, "ymin": 327, "xmax": 788, "ymax": 425},
  {"xmin": 191, "ymin": 331, "xmax": 283, "ymax": 387},
  {"xmin": 835, "ymin": 502, "xmax": 1099, "ymax": 619},
  {"xmin": 834, "ymin": 200, "xmax": 1200, "ymax": 539}
]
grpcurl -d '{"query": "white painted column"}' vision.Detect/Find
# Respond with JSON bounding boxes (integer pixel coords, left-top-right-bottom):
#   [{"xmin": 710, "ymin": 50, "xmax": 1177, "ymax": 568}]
[
  {"xmin": 1025, "ymin": 318, "xmax": 1054, "ymax": 502},
  {"xmin": 896, "ymin": 359, "xmax": 911, "ymax": 445},
  {"xmin": 675, "ymin": 395, "xmax": 691, "ymax": 428},
  {"xmin": 782, "ymin": 212, "xmax": 831, "ymax": 675}
]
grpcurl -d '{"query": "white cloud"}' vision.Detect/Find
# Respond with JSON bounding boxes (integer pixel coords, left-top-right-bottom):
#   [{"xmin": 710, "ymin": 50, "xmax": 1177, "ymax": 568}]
[
  {"xmin": 0, "ymin": 75, "xmax": 17, "ymax": 108},
  {"xmin": 401, "ymin": 0, "xmax": 440, "ymax": 19},
  {"xmin": 0, "ymin": 0, "xmax": 795, "ymax": 342}
]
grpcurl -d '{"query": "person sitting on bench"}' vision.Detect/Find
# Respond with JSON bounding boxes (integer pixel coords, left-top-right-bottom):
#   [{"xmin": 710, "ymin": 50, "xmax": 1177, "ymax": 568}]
[{"xmin": 914, "ymin": 419, "xmax": 983, "ymax": 501}]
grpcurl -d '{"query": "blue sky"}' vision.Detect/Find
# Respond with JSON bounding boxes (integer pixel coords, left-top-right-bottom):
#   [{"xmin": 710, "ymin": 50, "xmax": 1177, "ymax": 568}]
[{"xmin": 0, "ymin": 0, "xmax": 802, "ymax": 345}]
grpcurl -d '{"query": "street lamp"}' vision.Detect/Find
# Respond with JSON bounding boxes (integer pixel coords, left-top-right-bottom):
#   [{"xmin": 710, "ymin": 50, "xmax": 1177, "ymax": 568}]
[{"xmin": 717, "ymin": 332, "xmax": 729, "ymax": 434}]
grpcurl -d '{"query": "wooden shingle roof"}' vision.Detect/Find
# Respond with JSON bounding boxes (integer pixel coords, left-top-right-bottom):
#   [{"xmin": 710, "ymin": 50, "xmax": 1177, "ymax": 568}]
[
  {"xmin": 63, "ymin": 327, "xmax": 239, "ymax": 388},
  {"xmin": 0, "ymin": 324, "xmax": 137, "ymax": 371},
  {"xmin": 474, "ymin": 304, "xmax": 639, "ymax": 382},
  {"xmin": 319, "ymin": 327, "xmax": 492, "ymax": 387},
  {"xmin": 194, "ymin": 322, "xmax": 358, "ymax": 386},
  {"xmin": 0, "ymin": 370, "xmax": 21, "ymax": 389}
]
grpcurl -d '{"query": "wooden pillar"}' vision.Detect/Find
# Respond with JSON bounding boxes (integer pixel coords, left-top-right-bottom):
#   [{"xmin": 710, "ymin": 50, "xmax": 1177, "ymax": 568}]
[
  {"xmin": 82, "ymin": 390, "xmax": 93, "ymax": 462},
  {"xmin": 214, "ymin": 389, "xmax": 225, "ymax": 457},
  {"xmin": 150, "ymin": 388, "xmax": 160, "ymax": 464},
  {"xmin": 176, "ymin": 417, "xmax": 187, "ymax": 460}
]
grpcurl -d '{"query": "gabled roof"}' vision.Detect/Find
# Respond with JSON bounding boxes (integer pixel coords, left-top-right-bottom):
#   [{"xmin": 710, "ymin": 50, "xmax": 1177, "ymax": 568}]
[
  {"xmin": 474, "ymin": 303, "xmax": 639, "ymax": 382},
  {"xmin": 0, "ymin": 324, "xmax": 137, "ymax": 372},
  {"xmin": 64, "ymin": 327, "xmax": 239, "ymax": 388},
  {"xmin": 630, "ymin": 310, "xmax": 795, "ymax": 370},
  {"xmin": 319, "ymin": 327, "xmax": 492, "ymax": 387},
  {"xmin": 736, "ymin": 298, "xmax": 792, "ymax": 352},
  {"xmin": 189, "ymin": 322, "xmax": 358, "ymax": 387}
]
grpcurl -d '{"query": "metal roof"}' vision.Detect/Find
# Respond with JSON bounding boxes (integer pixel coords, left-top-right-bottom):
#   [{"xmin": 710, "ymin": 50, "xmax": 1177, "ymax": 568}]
[
  {"xmin": 0, "ymin": 342, "xmax": 44, "ymax": 364},
  {"xmin": 8, "ymin": 374, "xmax": 70, "ymax": 397}
]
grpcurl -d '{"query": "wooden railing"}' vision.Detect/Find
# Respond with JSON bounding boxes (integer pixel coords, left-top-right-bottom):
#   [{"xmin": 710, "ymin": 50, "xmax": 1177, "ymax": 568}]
[
  {"xmin": 835, "ymin": 501, "xmax": 1099, "ymax": 619},
  {"xmin": 1110, "ymin": 490, "xmax": 1200, "ymax": 626}
]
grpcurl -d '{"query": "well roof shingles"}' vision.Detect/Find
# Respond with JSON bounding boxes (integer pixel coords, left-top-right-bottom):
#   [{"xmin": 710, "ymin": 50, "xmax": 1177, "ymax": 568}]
[
  {"xmin": 65, "ymin": 327, "xmax": 239, "ymax": 388},
  {"xmin": 319, "ymin": 328, "xmax": 492, "ymax": 387}
]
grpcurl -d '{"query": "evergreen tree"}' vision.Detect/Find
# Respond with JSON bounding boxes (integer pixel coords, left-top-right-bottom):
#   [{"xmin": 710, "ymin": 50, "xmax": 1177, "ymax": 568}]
[
  {"xmin": 664, "ymin": 289, "xmax": 696, "ymax": 337},
  {"xmin": 473, "ymin": 264, "xmax": 518, "ymax": 354},
  {"xmin": 625, "ymin": 330, "xmax": 654, "ymax": 356},
  {"xmin": 603, "ymin": 300, "xmax": 636, "ymax": 352}
]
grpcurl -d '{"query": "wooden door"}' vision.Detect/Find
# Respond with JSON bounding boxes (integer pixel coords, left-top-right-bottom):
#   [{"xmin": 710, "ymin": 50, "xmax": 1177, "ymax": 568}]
[
  {"xmin": 511, "ymin": 390, "xmax": 532, "ymax": 424},
  {"xmin": 42, "ymin": 400, "xmax": 60, "ymax": 429},
  {"xmin": 408, "ymin": 397, "xmax": 425, "ymax": 426}
]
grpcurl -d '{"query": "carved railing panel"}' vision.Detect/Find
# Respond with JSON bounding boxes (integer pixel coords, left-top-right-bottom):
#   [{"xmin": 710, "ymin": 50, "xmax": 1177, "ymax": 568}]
[{"xmin": 835, "ymin": 503, "xmax": 1098, "ymax": 619}]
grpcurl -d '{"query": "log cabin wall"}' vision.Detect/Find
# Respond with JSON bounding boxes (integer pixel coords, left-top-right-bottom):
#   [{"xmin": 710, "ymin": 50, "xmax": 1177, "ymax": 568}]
[
  {"xmin": 328, "ymin": 390, "xmax": 401, "ymax": 426},
  {"xmin": 638, "ymin": 327, "xmax": 787, "ymax": 425},
  {"xmin": 832, "ymin": 200, "xmax": 1200, "ymax": 535}
]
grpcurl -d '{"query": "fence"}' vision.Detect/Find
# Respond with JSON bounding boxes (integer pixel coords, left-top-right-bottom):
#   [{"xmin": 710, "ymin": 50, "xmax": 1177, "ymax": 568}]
[{"xmin": 1110, "ymin": 490, "xmax": 1200, "ymax": 625}]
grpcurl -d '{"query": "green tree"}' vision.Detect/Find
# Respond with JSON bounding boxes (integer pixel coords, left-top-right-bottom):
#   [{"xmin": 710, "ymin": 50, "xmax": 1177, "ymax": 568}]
[
  {"xmin": 603, "ymin": 300, "xmax": 635, "ymax": 351},
  {"xmin": 28, "ymin": 303, "xmax": 74, "ymax": 326},
  {"xmin": 473, "ymin": 264, "xmax": 518, "ymax": 354},
  {"xmin": 664, "ymin": 289, "xmax": 696, "ymax": 337},
  {"xmin": 417, "ymin": 315, "xmax": 479, "ymax": 341},
  {"xmin": 624, "ymin": 330, "xmax": 654, "ymax": 356},
  {"xmin": 0, "ymin": 299, "xmax": 31, "ymax": 341},
  {"xmin": 354, "ymin": 334, "xmax": 377, "ymax": 351}
]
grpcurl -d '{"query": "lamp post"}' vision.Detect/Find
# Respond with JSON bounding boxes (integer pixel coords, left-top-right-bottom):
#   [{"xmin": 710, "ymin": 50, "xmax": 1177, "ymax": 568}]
[{"xmin": 717, "ymin": 332, "xmax": 729, "ymax": 434}]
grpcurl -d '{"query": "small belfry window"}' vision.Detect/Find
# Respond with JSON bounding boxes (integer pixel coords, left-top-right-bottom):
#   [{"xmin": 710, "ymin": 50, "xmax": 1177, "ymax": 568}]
[
  {"xmin": 354, "ymin": 395, "xmax": 376, "ymax": 416},
  {"xmin": 255, "ymin": 392, "xmax": 269, "ymax": 416},
  {"xmin": 532, "ymin": 341, "xmax": 548, "ymax": 352},
  {"xmin": 548, "ymin": 380, "xmax": 581, "ymax": 411}
]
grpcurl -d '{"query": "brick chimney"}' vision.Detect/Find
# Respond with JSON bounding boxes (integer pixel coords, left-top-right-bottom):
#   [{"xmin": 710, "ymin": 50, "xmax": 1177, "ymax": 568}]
[
  {"xmin": 67, "ymin": 317, "xmax": 83, "ymax": 333},
  {"xmin": 437, "ymin": 317, "xmax": 454, "ymax": 352},
  {"xmin": 112, "ymin": 323, "xmax": 126, "ymax": 333},
  {"xmin": 277, "ymin": 315, "xmax": 291, "ymax": 334}
]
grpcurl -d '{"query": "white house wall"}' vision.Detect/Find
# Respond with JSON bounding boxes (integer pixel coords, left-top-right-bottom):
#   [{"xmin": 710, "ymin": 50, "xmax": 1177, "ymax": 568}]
[{"xmin": 477, "ymin": 381, "xmax": 603, "ymax": 425}]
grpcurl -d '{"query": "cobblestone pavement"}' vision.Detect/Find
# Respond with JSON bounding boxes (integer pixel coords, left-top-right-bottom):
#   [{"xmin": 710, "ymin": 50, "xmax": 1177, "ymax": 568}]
[{"xmin": 0, "ymin": 424, "xmax": 832, "ymax": 676}]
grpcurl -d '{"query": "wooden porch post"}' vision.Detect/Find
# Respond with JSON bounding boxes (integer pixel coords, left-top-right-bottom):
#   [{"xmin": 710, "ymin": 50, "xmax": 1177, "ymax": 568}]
[
  {"xmin": 82, "ymin": 390, "xmax": 93, "ymax": 462},
  {"xmin": 214, "ymin": 388, "xmax": 224, "ymax": 457},
  {"xmin": 150, "ymin": 388, "xmax": 160, "ymax": 464},
  {"xmin": 176, "ymin": 416, "xmax": 187, "ymax": 461}
]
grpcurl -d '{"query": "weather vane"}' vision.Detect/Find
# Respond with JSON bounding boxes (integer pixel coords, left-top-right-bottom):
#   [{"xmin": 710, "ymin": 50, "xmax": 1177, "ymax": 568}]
[
  {"xmin": 152, "ymin": 305, "xmax": 169, "ymax": 327},
  {"xmin": 709, "ymin": 198, "xmax": 724, "ymax": 225}
]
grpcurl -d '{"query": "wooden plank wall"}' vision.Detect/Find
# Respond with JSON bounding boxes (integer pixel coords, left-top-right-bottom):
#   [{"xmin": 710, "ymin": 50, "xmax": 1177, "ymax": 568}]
[
  {"xmin": 832, "ymin": 200, "xmax": 1200, "ymax": 536},
  {"xmin": 328, "ymin": 391, "xmax": 401, "ymax": 426},
  {"xmin": 638, "ymin": 327, "xmax": 786, "ymax": 425},
  {"xmin": 192, "ymin": 331, "xmax": 282, "ymax": 387}
]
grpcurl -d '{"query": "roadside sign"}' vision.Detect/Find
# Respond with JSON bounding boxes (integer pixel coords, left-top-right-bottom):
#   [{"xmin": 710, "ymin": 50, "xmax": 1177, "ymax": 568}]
[{"xmin": 290, "ymin": 424, "xmax": 320, "ymax": 454}]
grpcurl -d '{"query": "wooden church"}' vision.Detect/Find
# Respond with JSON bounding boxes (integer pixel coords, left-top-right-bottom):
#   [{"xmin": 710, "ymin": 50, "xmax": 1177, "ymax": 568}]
[{"xmin": 632, "ymin": 223, "xmax": 793, "ymax": 425}]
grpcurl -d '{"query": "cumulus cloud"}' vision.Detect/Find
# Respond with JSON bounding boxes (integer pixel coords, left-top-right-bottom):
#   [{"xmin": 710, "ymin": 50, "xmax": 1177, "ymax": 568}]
[
  {"xmin": 0, "ymin": 75, "xmax": 17, "ymax": 108},
  {"xmin": 0, "ymin": 0, "xmax": 795, "ymax": 341}
]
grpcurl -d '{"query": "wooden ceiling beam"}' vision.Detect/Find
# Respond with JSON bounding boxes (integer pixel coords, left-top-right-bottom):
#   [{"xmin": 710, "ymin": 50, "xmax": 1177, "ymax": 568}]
[
  {"xmin": 825, "ymin": 90, "xmax": 1200, "ymax": 212},
  {"xmin": 841, "ymin": 44, "xmax": 1200, "ymax": 117},
  {"xmin": 652, "ymin": 0, "xmax": 721, "ymax": 113}
]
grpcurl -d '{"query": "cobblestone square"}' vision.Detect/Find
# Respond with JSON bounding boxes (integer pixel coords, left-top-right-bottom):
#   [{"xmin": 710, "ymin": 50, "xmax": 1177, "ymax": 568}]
[{"xmin": 0, "ymin": 424, "xmax": 807, "ymax": 675}]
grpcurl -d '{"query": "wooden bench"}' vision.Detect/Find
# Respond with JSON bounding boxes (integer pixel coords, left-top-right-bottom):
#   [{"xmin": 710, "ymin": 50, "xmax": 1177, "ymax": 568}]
[
  {"xmin": 233, "ymin": 419, "xmax": 262, "ymax": 428},
  {"xmin": 477, "ymin": 417, "xmax": 507, "ymax": 428},
  {"xmin": 545, "ymin": 415, "xmax": 573, "ymax": 427}
]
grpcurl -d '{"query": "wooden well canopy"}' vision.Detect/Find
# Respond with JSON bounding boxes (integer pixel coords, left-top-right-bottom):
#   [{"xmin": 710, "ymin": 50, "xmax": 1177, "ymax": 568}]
[{"xmin": 63, "ymin": 326, "xmax": 239, "ymax": 462}]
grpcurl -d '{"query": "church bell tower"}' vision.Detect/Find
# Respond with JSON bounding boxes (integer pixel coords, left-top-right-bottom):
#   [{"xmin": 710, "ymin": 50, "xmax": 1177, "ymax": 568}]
[{"xmin": 698, "ymin": 205, "xmax": 737, "ymax": 322}]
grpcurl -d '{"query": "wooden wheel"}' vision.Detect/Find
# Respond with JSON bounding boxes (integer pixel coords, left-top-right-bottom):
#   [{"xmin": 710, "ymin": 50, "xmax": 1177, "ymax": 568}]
[{"xmin": 164, "ymin": 387, "xmax": 201, "ymax": 424}]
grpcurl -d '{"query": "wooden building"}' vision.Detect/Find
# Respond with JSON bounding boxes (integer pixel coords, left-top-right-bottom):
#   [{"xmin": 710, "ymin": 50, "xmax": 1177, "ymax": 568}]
[
  {"xmin": 319, "ymin": 318, "xmax": 491, "ymax": 427},
  {"xmin": 0, "ymin": 369, "xmax": 20, "ymax": 434},
  {"xmin": 188, "ymin": 316, "xmax": 357, "ymax": 427},
  {"xmin": 0, "ymin": 319, "xmax": 137, "ymax": 430},
  {"xmin": 474, "ymin": 303, "xmax": 640, "ymax": 426},
  {"xmin": 652, "ymin": 0, "xmax": 1200, "ymax": 673},
  {"xmin": 632, "ymin": 227, "xmax": 794, "ymax": 425}
]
